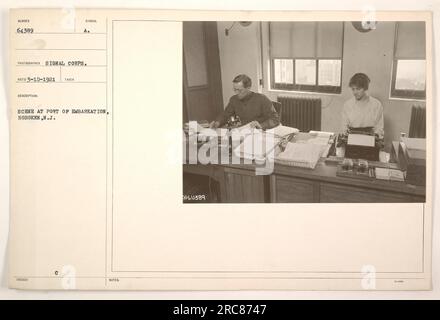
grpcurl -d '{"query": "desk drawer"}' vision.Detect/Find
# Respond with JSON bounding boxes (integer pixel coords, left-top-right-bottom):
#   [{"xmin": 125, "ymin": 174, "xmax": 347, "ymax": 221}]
[
  {"xmin": 271, "ymin": 175, "xmax": 319, "ymax": 203},
  {"xmin": 224, "ymin": 168, "xmax": 266, "ymax": 203},
  {"xmin": 320, "ymin": 183, "xmax": 415, "ymax": 203}
]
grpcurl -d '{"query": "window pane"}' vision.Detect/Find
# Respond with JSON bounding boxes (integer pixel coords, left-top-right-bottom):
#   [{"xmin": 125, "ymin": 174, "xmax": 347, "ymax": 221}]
[
  {"xmin": 318, "ymin": 60, "xmax": 341, "ymax": 86},
  {"xmin": 273, "ymin": 59, "xmax": 293, "ymax": 84},
  {"xmin": 395, "ymin": 60, "xmax": 426, "ymax": 91},
  {"xmin": 295, "ymin": 60, "xmax": 316, "ymax": 85}
]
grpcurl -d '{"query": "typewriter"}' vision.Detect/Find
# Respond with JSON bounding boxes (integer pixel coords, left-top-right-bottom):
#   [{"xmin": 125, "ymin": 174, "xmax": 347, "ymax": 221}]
[{"xmin": 339, "ymin": 127, "xmax": 383, "ymax": 161}]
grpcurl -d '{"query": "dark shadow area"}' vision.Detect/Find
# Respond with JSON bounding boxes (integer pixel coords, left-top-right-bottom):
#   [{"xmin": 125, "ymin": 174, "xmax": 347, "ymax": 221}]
[{"xmin": 183, "ymin": 173, "xmax": 220, "ymax": 203}]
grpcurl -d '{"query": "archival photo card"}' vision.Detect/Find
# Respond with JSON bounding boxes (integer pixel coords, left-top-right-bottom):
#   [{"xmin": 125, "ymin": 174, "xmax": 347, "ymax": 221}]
[{"xmin": 8, "ymin": 9, "xmax": 433, "ymax": 291}]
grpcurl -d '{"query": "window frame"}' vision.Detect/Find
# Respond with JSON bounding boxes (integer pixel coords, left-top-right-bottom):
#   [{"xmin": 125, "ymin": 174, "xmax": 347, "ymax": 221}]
[
  {"xmin": 268, "ymin": 21, "xmax": 345, "ymax": 94},
  {"xmin": 390, "ymin": 58, "xmax": 426, "ymax": 100},
  {"xmin": 270, "ymin": 57, "xmax": 343, "ymax": 94},
  {"xmin": 390, "ymin": 22, "xmax": 426, "ymax": 100}
]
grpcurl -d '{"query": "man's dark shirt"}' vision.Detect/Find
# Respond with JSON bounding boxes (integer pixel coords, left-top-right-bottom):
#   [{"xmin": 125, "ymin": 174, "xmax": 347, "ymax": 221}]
[{"xmin": 216, "ymin": 91, "xmax": 280, "ymax": 129}]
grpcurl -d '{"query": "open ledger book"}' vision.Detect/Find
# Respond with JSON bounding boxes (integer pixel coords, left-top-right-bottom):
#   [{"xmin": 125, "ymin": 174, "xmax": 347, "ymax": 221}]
[
  {"xmin": 7, "ymin": 8, "xmax": 432, "ymax": 291},
  {"xmin": 275, "ymin": 142, "xmax": 323, "ymax": 169},
  {"xmin": 233, "ymin": 125, "xmax": 299, "ymax": 161}
]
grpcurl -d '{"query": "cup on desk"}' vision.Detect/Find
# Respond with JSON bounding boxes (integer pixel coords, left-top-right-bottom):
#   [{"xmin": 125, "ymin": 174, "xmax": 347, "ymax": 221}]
[
  {"xmin": 357, "ymin": 159, "xmax": 368, "ymax": 173},
  {"xmin": 341, "ymin": 158, "xmax": 353, "ymax": 171},
  {"xmin": 379, "ymin": 151, "xmax": 390, "ymax": 163},
  {"xmin": 336, "ymin": 146, "xmax": 345, "ymax": 158}
]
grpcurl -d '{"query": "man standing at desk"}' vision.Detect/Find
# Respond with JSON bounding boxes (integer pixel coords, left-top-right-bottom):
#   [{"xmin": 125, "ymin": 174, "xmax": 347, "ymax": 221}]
[
  {"xmin": 209, "ymin": 74, "xmax": 280, "ymax": 130},
  {"xmin": 342, "ymin": 73, "xmax": 384, "ymax": 138}
]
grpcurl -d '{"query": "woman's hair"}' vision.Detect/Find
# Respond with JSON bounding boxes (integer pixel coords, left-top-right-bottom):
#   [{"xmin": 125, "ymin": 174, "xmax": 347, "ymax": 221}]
[
  {"xmin": 233, "ymin": 74, "xmax": 252, "ymax": 88},
  {"xmin": 349, "ymin": 73, "xmax": 370, "ymax": 90}
]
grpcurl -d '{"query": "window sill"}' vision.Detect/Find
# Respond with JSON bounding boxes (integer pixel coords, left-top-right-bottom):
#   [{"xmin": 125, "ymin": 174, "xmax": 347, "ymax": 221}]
[
  {"xmin": 267, "ymin": 88, "xmax": 342, "ymax": 97},
  {"xmin": 388, "ymin": 96, "xmax": 426, "ymax": 103}
]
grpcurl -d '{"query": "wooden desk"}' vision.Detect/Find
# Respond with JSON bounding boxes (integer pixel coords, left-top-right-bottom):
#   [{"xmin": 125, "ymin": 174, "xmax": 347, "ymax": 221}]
[
  {"xmin": 269, "ymin": 159, "xmax": 425, "ymax": 203},
  {"xmin": 183, "ymin": 159, "xmax": 425, "ymax": 203},
  {"xmin": 183, "ymin": 135, "xmax": 425, "ymax": 203}
]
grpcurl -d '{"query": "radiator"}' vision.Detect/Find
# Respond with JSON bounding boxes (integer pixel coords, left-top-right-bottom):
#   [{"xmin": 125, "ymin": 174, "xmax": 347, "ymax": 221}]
[
  {"xmin": 277, "ymin": 96, "xmax": 322, "ymax": 132},
  {"xmin": 409, "ymin": 105, "xmax": 426, "ymax": 138}
]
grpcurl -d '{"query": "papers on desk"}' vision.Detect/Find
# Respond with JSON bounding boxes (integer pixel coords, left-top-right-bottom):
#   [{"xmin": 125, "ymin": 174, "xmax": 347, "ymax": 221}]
[
  {"xmin": 347, "ymin": 134, "xmax": 375, "ymax": 147},
  {"xmin": 184, "ymin": 120, "xmax": 209, "ymax": 132},
  {"xmin": 232, "ymin": 124, "xmax": 299, "ymax": 139},
  {"xmin": 271, "ymin": 125, "xmax": 299, "ymax": 138},
  {"xmin": 294, "ymin": 131, "xmax": 333, "ymax": 158},
  {"xmin": 375, "ymin": 167, "xmax": 405, "ymax": 182},
  {"xmin": 400, "ymin": 137, "xmax": 426, "ymax": 160},
  {"xmin": 230, "ymin": 123, "xmax": 262, "ymax": 135},
  {"xmin": 273, "ymin": 130, "xmax": 334, "ymax": 167},
  {"xmin": 306, "ymin": 136, "xmax": 331, "ymax": 145},
  {"xmin": 233, "ymin": 131, "xmax": 278, "ymax": 161},
  {"xmin": 198, "ymin": 128, "xmax": 228, "ymax": 139},
  {"xmin": 309, "ymin": 130, "xmax": 334, "ymax": 138},
  {"xmin": 232, "ymin": 127, "xmax": 333, "ymax": 164},
  {"xmin": 401, "ymin": 137, "xmax": 426, "ymax": 151},
  {"xmin": 232, "ymin": 125, "xmax": 299, "ymax": 161},
  {"xmin": 275, "ymin": 142, "xmax": 323, "ymax": 169}
]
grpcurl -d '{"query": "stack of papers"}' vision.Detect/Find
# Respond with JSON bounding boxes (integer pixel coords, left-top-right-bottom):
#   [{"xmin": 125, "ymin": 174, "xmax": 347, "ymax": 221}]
[
  {"xmin": 271, "ymin": 125, "xmax": 299, "ymax": 138},
  {"xmin": 375, "ymin": 168, "xmax": 405, "ymax": 182},
  {"xmin": 198, "ymin": 128, "xmax": 228, "ymax": 139},
  {"xmin": 401, "ymin": 137, "xmax": 426, "ymax": 151},
  {"xmin": 302, "ymin": 139, "xmax": 331, "ymax": 158},
  {"xmin": 400, "ymin": 137, "xmax": 426, "ymax": 161},
  {"xmin": 231, "ymin": 124, "xmax": 299, "ymax": 138},
  {"xmin": 306, "ymin": 136, "xmax": 332, "ymax": 146},
  {"xmin": 233, "ymin": 132, "xmax": 278, "ymax": 161},
  {"xmin": 184, "ymin": 121, "xmax": 209, "ymax": 132},
  {"xmin": 275, "ymin": 142, "xmax": 323, "ymax": 169},
  {"xmin": 230, "ymin": 123, "xmax": 261, "ymax": 135},
  {"xmin": 295, "ymin": 131, "xmax": 333, "ymax": 158},
  {"xmin": 309, "ymin": 131, "xmax": 334, "ymax": 138},
  {"xmin": 232, "ymin": 125, "xmax": 300, "ymax": 161}
]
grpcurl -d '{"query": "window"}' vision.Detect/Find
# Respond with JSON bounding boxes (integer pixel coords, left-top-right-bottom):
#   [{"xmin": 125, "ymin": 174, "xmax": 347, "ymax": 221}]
[
  {"xmin": 273, "ymin": 59, "xmax": 293, "ymax": 86},
  {"xmin": 269, "ymin": 22, "xmax": 344, "ymax": 94},
  {"xmin": 295, "ymin": 60, "xmax": 316, "ymax": 85},
  {"xmin": 391, "ymin": 22, "xmax": 426, "ymax": 100},
  {"xmin": 318, "ymin": 60, "xmax": 342, "ymax": 86}
]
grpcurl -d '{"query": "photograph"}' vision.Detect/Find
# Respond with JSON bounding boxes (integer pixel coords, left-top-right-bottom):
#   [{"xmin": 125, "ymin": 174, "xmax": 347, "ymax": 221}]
[{"xmin": 182, "ymin": 20, "xmax": 427, "ymax": 203}]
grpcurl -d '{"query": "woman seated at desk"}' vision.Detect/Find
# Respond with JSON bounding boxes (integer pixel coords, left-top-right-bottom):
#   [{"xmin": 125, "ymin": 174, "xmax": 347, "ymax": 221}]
[{"xmin": 342, "ymin": 73, "xmax": 384, "ymax": 139}]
